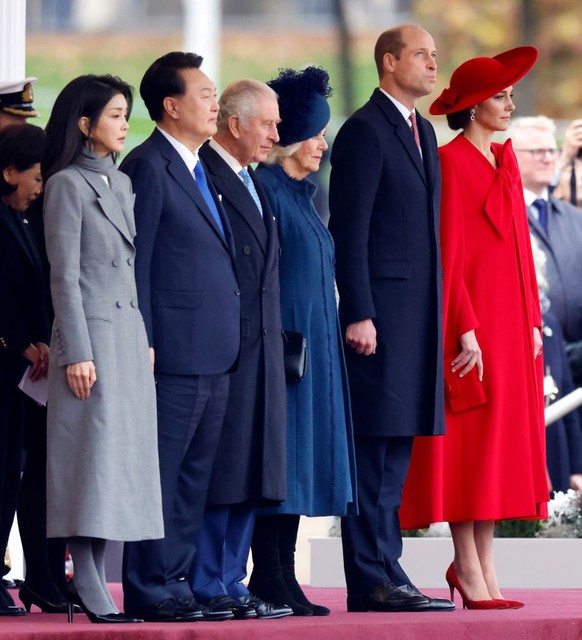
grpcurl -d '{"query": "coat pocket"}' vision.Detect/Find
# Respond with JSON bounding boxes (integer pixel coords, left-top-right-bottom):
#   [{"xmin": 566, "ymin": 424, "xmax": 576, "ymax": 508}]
[
  {"xmin": 369, "ymin": 261, "xmax": 412, "ymax": 280},
  {"xmin": 83, "ymin": 302, "xmax": 112, "ymax": 324}
]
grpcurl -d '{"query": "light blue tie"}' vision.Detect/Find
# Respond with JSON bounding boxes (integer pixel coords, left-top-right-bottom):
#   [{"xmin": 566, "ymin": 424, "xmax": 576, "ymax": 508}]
[
  {"xmin": 239, "ymin": 167, "xmax": 263, "ymax": 217},
  {"xmin": 193, "ymin": 160, "xmax": 225, "ymax": 237}
]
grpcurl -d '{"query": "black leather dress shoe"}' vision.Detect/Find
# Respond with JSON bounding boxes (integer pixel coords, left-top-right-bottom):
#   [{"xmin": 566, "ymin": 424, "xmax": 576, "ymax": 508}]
[
  {"xmin": 347, "ymin": 581, "xmax": 429, "ymax": 612},
  {"xmin": 201, "ymin": 595, "xmax": 236, "ymax": 620},
  {"xmin": 176, "ymin": 595, "xmax": 204, "ymax": 618},
  {"xmin": 0, "ymin": 584, "xmax": 26, "ymax": 616},
  {"xmin": 398, "ymin": 584, "xmax": 455, "ymax": 611},
  {"xmin": 127, "ymin": 598, "xmax": 202, "ymax": 622},
  {"xmin": 237, "ymin": 594, "xmax": 294, "ymax": 619},
  {"xmin": 0, "ymin": 605, "xmax": 27, "ymax": 617}
]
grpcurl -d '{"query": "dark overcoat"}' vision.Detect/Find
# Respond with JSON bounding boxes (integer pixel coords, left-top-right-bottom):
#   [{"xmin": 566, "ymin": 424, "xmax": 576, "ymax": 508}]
[
  {"xmin": 0, "ymin": 203, "xmax": 50, "ymax": 365},
  {"xmin": 200, "ymin": 142, "xmax": 287, "ymax": 504},
  {"xmin": 543, "ymin": 311, "xmax": 582, "ymax": 493},
  {"xmin": 0, "ymin": 201, "xmax": 51, "ymax": 562},
  {"xmin": 328, "ymin": 89, "xmax": 445, "ymax": 437}
]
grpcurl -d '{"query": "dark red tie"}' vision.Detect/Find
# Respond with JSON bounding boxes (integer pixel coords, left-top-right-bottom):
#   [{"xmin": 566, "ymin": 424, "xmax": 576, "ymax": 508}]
[{"xmin": 409, "ymin": 111, "xmax": 421, "ymax": 152}]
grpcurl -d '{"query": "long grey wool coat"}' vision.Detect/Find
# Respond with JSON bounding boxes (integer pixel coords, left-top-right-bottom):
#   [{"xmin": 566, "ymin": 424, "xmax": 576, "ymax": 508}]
[{"xmin": 43, "ymin": 151, "xmax": 163, "ymax": 541}]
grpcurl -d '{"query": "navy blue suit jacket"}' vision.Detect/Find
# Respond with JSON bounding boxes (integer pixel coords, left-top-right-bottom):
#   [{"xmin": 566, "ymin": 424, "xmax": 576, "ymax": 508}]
[
  {"xmin": 120, "ymin": 129, "xmax": 240, "ymax": 375},
  {"xmin": 329, "ymin": 89, "xmax": 444, "ymax": 438}
]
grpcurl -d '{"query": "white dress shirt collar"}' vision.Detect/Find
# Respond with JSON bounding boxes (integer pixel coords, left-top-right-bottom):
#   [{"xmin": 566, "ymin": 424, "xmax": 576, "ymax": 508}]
[
  {"xmin": 156, "ymin": 125, "xmax": 201, "ymax": 174},
  {"xmin": 523, "ymin": 187, "xmax": 550, "ymax": 208},
  {"xmin": 379, "ymin": 87, "xmax": 416, "ymax": 123},
  {"xmin": 208, "ymin": 138, "xmax": 245, "ymax": 176}
]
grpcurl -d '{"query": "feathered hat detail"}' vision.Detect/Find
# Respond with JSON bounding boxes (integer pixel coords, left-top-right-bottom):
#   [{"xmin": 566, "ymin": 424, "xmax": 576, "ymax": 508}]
[{"xmin": 267, "ymin": 66, "xmax": 332, "ymax": 147}]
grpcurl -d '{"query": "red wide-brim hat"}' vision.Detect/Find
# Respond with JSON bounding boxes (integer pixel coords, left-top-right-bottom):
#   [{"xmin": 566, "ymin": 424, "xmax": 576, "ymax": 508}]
[{"xmin": 429, "ymin": 46, "xmax": 538, "ymax": 116}]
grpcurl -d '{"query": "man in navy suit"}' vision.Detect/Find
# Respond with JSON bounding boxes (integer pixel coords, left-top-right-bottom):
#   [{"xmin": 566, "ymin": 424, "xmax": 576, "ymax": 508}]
[
  {"xmin": 510, "ymin": 116, "xmax": 582, "ymax": 388},
  {"xmin": 329, "ymin": 24, "xmax": 453, "ymax": 612},
  {"xmin": 120, "ymin": 52, "xmax": 240, "ymax": 622},
  {"xmin": 189, "ymin": 79, "xmax": 291, "ymax": 620}
]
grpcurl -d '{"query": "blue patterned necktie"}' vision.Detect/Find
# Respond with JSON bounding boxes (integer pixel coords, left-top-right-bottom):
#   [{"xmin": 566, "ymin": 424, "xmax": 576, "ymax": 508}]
[
  {"xmin": 193, "ymin": 160, "xmax": 224, "ymax": 237},
  {"xmin": 532, "ymin": 198, "xmax": 548, "ymax": 234},
  {"xmin": 239, "ymin": 167, "xmax": 263, "ymax": 217}
]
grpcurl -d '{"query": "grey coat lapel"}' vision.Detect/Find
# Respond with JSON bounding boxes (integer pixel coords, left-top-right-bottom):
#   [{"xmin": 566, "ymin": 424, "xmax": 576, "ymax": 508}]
[{"xmin": 73, "ymin": 166, "xmax": 134, "ymax": 245}]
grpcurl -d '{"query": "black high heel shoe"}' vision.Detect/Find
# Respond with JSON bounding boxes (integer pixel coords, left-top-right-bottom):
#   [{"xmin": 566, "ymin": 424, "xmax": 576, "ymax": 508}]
[
  {"xmin": 66, "ymin": 582, "xmax": 143, "ymax": 624},
  {"xmin": 19, "ymin": 583, "xmax": 70, "ymax": 614}
]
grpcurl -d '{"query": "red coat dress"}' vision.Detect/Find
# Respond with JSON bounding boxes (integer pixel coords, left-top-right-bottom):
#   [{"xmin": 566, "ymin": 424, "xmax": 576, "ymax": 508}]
[{"xmin": 400, "ymin": 134, "xmax": 548, "ymax": 527}]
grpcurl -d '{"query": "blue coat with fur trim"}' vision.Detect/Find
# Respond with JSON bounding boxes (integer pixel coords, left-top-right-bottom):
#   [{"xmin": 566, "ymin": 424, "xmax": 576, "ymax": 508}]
[{"xmin": 255, "ymin": 163, "xmax": 357, "ymax": 516}]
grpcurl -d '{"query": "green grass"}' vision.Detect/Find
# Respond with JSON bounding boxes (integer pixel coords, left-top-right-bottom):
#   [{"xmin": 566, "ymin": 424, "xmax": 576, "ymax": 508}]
[{"xmin": 25, "ymin": 31, "xmax": 388, "ymax": 155}]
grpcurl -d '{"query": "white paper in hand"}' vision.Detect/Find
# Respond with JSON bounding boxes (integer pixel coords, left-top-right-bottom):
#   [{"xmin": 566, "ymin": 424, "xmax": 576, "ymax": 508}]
[{"xmin": 18, "ymin": 365, "xmax": 48, "ymax": 406}]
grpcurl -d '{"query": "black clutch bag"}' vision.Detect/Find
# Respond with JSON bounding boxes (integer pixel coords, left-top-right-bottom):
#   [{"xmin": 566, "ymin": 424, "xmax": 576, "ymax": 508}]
[{"xmin": 283, "ymin": 330, "xmax": 307, "ymax": 383}]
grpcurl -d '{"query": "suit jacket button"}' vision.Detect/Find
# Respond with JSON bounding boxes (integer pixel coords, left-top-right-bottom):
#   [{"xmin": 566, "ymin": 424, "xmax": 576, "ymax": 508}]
[
  {"xmin": 243, "ymin": 245, "xmax": 251, "ymax": 255},
  {"xmin": 116, "ymin": 301, "xmax": 122, "ymax": 308},
  {"xmin": 112, "ymin": 259, "xmax": 120, "ymax": 267},
  {"xmin": 130, "ymin": 300, "xmax": 137, "ymax": 308},
  {"xmin": 235, "ymin": 289, "xmax": 241, "ymax": 296},
  {"xmin": 127, "ymin": 257, "xmax": 134, "ymax": 266}
]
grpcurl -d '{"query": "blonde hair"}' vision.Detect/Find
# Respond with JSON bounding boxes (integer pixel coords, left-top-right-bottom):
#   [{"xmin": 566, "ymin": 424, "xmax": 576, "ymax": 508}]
[
  {"xmin": 264, "ymin": 141, "xmax": 302, "ymax": 165},
  {"xmin": 507, "ymin": 115, "xmax": 556, "ymax": 141}
]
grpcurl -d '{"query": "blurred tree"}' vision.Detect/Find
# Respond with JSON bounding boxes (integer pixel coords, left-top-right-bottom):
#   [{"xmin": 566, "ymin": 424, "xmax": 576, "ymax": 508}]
[
  {"xmin": 332, "ymin": 0, "xmax": 354, "ymax": 116},
  {"xmin": 414, "ymin": 0, "xmax": 582, "ymax": 118}
]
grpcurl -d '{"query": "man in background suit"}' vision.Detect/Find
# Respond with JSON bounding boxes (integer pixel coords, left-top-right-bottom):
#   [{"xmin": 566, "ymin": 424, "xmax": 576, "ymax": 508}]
[
  {"xmin": 120, "ymin": 52, "xmax": 240, "ymax": 622},
  {"xmin": 510, "ymin": 116, "xmax": 582, "ymax": 388},
  {"xmin": 328, "ymin": 24, "xmax": 453, "ymax": 612},
  {"xmin": 189, "ymin": 79, "xmax": 291, "ymax": 619}
]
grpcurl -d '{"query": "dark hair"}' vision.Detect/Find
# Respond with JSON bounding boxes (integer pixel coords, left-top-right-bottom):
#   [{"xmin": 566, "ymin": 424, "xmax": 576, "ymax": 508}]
[
  {"xmin": 0, "ymin": 123, "xmax": 45, "ymax": 196},
  {"xmin": 140, "ymin": 51, "xmax": 203, "ymax": 122},
  {"xmin": 42, "ymin": 74, "xmax": 133, "ymax": 182},
  {"xmin": 446, "ymin": 107, "xmax": 473, "ymax": 131}
]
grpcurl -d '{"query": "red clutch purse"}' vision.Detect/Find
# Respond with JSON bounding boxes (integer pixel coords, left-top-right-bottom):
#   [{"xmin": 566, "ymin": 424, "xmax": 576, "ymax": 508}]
[{"xmin": 444, "ymin": 358, "xmax": 487, "ymax": 413}]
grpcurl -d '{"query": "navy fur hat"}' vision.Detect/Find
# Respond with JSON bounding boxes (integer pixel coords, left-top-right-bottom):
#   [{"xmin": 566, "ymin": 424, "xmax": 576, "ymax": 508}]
[{"xmin": 267, "ymin": 66, "xmax": 332, "ymax": 147}]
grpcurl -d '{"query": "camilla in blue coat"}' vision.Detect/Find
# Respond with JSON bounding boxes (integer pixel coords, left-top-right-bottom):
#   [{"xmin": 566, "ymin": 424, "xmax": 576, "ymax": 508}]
[{"xmin": 249, "ymin": 67, "xmax": 357, "ymax": 617}]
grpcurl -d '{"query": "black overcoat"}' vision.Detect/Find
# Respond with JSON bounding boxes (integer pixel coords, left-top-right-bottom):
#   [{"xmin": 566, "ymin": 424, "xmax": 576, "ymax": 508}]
[
  {"xmin": 0, "ymin": 201, "xmax": 50, "ymax": 565},
  {"xmin": 329, "ymin": 89, "xmax": 445, "ymax": 437},
  {"xmin": 200, "ymin": 142, "xmax": 287, "ymax": 504}
]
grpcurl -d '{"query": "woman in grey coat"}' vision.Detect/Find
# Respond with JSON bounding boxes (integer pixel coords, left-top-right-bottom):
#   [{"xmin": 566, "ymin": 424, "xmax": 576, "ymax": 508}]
[{"xmin": 42, "ymin": 75, "xmax": 163, "ymax": 623}]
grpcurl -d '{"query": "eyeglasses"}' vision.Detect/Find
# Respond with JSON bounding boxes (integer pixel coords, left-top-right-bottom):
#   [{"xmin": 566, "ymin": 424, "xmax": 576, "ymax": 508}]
[{"xmin": 514, "ymin": 148, "xmax": 560, "ymax": 161}]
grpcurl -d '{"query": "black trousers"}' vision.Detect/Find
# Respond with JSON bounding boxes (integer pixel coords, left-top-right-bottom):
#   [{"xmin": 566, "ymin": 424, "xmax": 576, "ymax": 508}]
[{"xmin": 341, "ymin": 436, "xmax": 414, "ymax": 591}]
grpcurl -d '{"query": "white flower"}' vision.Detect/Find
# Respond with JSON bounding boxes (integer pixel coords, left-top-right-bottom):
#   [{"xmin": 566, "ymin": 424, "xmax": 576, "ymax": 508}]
[{"xmin": 541, "ymin": 489, "xmax": 582, "ymax": 538}]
